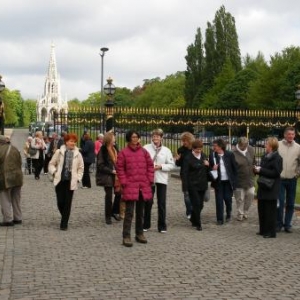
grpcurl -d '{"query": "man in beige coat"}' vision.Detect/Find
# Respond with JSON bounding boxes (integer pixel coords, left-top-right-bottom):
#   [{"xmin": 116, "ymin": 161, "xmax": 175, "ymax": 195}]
[
  {"xmin": 277, "ymin": 127, "xmax": 300, "ymax": 233},
  {"xmin": 0, "ymin": 135, "xmax": 23, "ymax": 226}
]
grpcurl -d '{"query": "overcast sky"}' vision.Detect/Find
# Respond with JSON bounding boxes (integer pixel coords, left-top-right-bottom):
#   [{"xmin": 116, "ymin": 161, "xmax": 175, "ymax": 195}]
[{"xmin": 1, "ymin": 0, "xmax": 300, "ymax": 101}]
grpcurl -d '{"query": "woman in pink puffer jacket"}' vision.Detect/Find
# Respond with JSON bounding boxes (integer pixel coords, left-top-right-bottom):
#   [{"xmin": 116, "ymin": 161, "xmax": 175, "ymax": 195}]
[{"xmin": 117, "ymin": 130, "xmax": 154, "ymax": 247}]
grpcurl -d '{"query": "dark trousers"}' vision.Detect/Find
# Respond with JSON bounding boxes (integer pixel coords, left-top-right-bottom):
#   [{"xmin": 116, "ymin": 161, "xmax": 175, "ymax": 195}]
[
  {"xmin": 123, "ymin": 193, "xmax": 145, "ymax": 238},
  {"xmin": 188, "ymin": 188, "xmax": 205, "ymax": 227},
  {"xmin": 26, "ymin": 157, "xmax": 33, "ymax": 174},
  {"xmin": 144, "ymin": 183, "xmax": 167, "ymax": 231},
  {"xmin": 43, "ymin": 155, "xmax": 51, "ymax": 173},
  {"xmin": 258, "ymin": 199, "xmax": 277, "ymax": 237},
  {"xmin": 104, "ymin": 186, "xmax": 121, "ymax": 220},
  {"xmin": 82, "ymin": 162, "xmax": 92, "ymax": 188},
  {"xmin": 0, "ymin": 117, "xmax": 4, "ymax": 135},
  {"xmin": 277, "ymin": 178, "xmax": 297, "ymax": 229},
  {"xmin": 214, "ymin": 180, "xmax": 233, "ymax": 222},
  {"xmin": 33, "ymin": 150, "xmax": 44, "ymax": 178},
  {"xmin": 55, "ymin": 180, "xmax": 74, "ymax": 229}
]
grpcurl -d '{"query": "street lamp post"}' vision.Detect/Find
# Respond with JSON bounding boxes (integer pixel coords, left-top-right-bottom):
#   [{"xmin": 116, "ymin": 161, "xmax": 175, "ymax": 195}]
[
  {"xmin": 103, "ymin": 77, "xmax": 116, "ymax": 132},
  {"xmin": 99, "ymin": 47, "xmax": 109, "ymax": 109},
  {"xmin": 0, "ymin": 75, "xmax": 5, "ymax": 135}
]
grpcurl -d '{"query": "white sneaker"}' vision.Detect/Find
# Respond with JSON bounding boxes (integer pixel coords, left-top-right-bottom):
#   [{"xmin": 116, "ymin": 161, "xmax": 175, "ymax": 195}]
[
  {"xmin": 187, "ymin": 214, "xmax": 191, "ymax": 220},
  {"xmin": 160, "ymin": 230, "xmax": 167, "ymax": 233},
  {"xmin": 143, "ymin": 229, "xmax": 148, "ymax": 232}
]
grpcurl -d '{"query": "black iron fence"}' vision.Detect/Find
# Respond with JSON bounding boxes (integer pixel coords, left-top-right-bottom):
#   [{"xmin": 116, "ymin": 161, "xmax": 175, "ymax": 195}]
[{"xmin": 51, "ymin": 107, "xmax": 300, "ymax": 159}]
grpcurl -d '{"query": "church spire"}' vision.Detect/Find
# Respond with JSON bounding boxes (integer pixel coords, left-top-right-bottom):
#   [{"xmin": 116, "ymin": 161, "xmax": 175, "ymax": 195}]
[
  {"xmin": 47, "ymin": 42, "xmax": 58, "ymax": 80},
  {"xmin": 37, "ymin": 42, "xmax": 68, "ymax": 122}
]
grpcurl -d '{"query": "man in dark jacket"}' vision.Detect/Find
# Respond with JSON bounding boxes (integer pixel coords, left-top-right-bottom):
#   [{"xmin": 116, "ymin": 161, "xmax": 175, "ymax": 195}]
[
  {"xmin": 0, "ymin": 135, "xmax": 23, "ymax": 226},
  {"xmin": 209, "ymin": 138, "xmax": 237, "ymax": 225}
]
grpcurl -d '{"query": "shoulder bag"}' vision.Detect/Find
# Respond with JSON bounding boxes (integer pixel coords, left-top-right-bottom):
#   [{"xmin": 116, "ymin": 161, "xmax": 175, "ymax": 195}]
[{"xmin": 257, "ymin": 176, "xmax": 275, "ymax": 189}]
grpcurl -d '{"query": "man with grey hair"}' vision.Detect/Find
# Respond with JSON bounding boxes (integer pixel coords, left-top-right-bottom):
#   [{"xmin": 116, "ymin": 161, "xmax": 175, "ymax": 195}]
[
  {"xmin": 232, "ymin": 137, "xmax": 256, "ymax": 221},
  {"xmin": 277, "ymin": 126, "xmax": 300, "ymax": 233},
  {"xmin": 0, "ymin": 135, "xmax": 23, "ymax": 226}
]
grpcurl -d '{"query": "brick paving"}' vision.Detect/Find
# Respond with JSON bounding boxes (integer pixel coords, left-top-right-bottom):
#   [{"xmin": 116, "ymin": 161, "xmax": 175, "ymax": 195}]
[{"xmin": 0, "ymin": 129, "xmax": 300, "ymax": 299}]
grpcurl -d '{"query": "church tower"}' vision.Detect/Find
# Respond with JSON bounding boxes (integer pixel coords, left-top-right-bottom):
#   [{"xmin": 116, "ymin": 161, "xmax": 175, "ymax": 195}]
[{"xmin": 37, "ymin": 43, "xmax": 68, "ymax": 122}]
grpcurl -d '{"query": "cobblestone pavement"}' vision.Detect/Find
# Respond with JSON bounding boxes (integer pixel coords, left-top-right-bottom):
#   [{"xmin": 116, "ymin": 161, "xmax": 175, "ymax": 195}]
[{"xmin": 0, "ymin": 129, "xmax": 300, "ymax": 300}]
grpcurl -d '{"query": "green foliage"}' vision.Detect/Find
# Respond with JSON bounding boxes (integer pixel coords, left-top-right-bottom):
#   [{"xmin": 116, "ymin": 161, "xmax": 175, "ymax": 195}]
[
  {"xmin": 134, "ymin": 72, "xmax": 185, "ymax": 108},
  {"xmin": 23, "ymin": 100, "xmax": 37, "ymax": 126},
  {"xmin": 185, "ymin": 28, "xmax": 204, "ymax": 108},
  {"xmin": 185, "ymin": 5, "xmax": 241, "ymax": 108},
  {"xmin": 201, "ymin": 59, "xmax": 236, "ymax": 108},
  {"xmin": 114, "ymin": 87, "xmax": 134, "ymax": 107},
  {"xmin": 247, "ymin": 46, "xmax": 300, "ymax": 109}
]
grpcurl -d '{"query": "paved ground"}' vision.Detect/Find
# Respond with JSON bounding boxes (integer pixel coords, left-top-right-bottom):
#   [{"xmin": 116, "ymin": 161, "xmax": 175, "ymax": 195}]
[{"xmin": 0, "ymin": 129, "xmax": 300, "ymax": 300}]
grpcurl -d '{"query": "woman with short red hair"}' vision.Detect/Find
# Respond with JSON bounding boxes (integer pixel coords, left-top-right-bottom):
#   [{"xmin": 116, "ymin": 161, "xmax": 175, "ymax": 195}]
[{"xmin": 49, "ymin": 133, "xmax": 84, "ymax": 230}]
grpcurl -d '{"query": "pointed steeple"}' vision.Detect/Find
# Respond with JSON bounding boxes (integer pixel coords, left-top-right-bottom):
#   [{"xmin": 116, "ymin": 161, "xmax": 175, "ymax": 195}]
[
  {"xmin": 37, "ymin": 42, "xmax": 68, "ymax": 123},
  {"xmin": 48, "ymin": 42, "xmax": 58, "ymax": 80}
]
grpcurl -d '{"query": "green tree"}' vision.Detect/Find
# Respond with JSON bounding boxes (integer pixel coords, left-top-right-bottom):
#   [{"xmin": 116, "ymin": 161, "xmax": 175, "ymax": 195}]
[
  {"xmin": 23, "ymin": 99, "xmax": 37, "ymax": 126},
  {"xmin": 247, "ymin": 46, "xmax": 300, "ymax": 109},
  {"xmin": 135, "ymin": 72, "xmax": 185, "ymax": 108},
  {"xmin": 201, "ymin": 58, "xmax": 236, "ymax": 108},
  {"xmin": 214, "ymin": 5, "xmax": 241, "ymax": 74},
  {"xmin": 114, "ymin": 87, "xmax": 134, "ymax": 107},
  {"xmin": 184, "ymin": 27, "xmax": 204, "ymax": 108}
]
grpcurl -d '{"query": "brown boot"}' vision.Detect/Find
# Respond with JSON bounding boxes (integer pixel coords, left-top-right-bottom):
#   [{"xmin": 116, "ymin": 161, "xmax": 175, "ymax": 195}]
[
  {"xmin": 135, "ymin": 234, "xmax": 147, "ymax": 244},
  {"xmin": 123, "ymin": 237, "xmax": 133, "ymax": 247}
]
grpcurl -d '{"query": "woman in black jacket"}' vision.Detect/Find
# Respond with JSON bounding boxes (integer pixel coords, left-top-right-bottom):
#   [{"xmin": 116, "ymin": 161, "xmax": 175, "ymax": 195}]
[
  {"xmin": 254, "ymin": 137, "xmax": 282, "ymax": 238},
  {"xmin": 209, "ymin": 138, "xmax": 237, "ymax": 225},
  {"xmin": 182, "ymin": 140, "xmax": 209, "ymax": 231},
  {"xmin": 96, "ymin": 132, "xmax": 121, "ymax": 225}
]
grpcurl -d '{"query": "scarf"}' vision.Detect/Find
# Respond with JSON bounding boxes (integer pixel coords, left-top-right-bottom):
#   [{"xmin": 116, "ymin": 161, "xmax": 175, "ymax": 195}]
[
  {"xmin": 236, "ymin": 144, "xmax": 247, "ymax": 156},
  {"xmin": 62, "ymin": 149, "xmax": 74, "ymax": 180}
]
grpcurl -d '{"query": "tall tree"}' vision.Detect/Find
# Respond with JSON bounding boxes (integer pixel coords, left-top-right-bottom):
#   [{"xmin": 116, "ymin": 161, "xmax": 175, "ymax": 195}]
[
  {"xmin": 214, "ymin": 5, "xmax": 242, "ymax": 74},
  {"xmin": 184, "ymin": 27, "xmax": 204, "ymax": 108}
]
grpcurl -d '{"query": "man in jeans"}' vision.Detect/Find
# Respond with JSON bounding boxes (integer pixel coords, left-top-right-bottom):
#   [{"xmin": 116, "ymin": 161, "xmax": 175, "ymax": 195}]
[{"xmin": 277, "ymin": 127, "xmax": 300, "ymax": 233}]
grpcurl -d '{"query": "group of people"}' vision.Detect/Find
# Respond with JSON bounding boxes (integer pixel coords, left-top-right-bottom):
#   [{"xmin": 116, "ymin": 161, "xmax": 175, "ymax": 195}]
[
  {"xmin": 176, "ymin": 127, "xmax": 300, "ymax": 239},
  {"xmin": 0, "ymin": 126, "xmax": 299, "ymax": 247}
]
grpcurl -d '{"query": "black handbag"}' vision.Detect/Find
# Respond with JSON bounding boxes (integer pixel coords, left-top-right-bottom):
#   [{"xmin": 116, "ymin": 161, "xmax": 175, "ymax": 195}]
[
  {"xmin": 29, "ymin": 146, "xmax": 38, "ymax": 156},
  {"xmin": 257, "ymin": 176, "xmax": 275, "ymax": 189}
]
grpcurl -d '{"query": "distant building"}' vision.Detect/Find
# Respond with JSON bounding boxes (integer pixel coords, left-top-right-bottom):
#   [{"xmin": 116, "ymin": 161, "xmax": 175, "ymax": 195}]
[{"xmin": 36, "ymin": 43, "xmax": 68, "ymax": 122}]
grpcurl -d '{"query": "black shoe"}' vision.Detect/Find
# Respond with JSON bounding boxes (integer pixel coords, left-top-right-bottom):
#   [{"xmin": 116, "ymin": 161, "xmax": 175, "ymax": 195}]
[
  {"xmin": 0, "ymin": 222, "xmax": 14, "ymax": 227},
  {"xmin": 106, "ymin": 219, "xmax": 112, "ymax": 225},
  {"xmin": 256, "ymin": 232, "xmax": 263, "ymax": 236},
  {"xmin": 263, "ymin": 235, "xmax": 276, "ymax": 238},
  {"xmin": 60, "ymin": 227, "xmax": 68, "ymax": 231},
  {"xmin": 196, "ymin": 226, "xmax": 202, "ymax": 231},
  {"xmin": 112, "ymin": 214, "xmax": 121, "ymax": 221},
  {"xmin": 217, "ymin": 220, "xmax": 224, "ymax": 225},
  {"xmin": 13, "ymin": 220, "xmax": 22, "ymax": 225},
  {"xmin": 284, "ymin": 228, "xmax": 292, "ymax": 233}
]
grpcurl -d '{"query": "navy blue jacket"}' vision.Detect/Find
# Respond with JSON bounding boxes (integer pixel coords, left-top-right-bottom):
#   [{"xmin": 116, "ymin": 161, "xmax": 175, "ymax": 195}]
[{"xmin": 209, "ymin": 150, "xmax": 237, "ymax": 190}]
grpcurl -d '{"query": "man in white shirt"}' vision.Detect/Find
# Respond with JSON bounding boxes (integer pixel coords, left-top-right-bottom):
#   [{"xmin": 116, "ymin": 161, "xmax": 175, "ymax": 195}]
[{"xmin": 143, "ymin": 129, "xmax": 175, "ymax": 233}]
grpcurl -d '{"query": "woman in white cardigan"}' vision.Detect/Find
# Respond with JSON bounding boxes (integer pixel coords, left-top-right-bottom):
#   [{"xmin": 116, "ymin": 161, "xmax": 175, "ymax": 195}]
[
  {"xmin": 143, "ymin": 128, "xmax": 175, "ymax": 233},
  {"xmin": 49, "ymin": 133, "xmax": 84, "ymax": 231}
]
